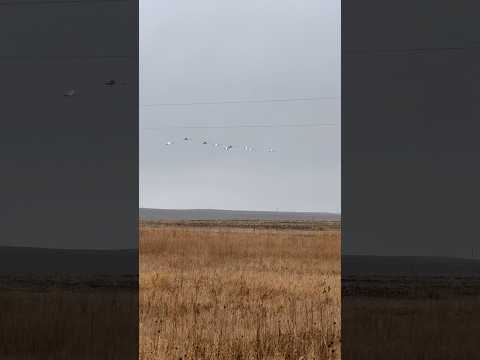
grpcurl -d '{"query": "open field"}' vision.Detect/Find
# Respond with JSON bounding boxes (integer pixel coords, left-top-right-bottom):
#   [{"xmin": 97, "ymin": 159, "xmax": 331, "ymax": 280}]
[
  {"xmin": 139, "ymin": 209, "xmax": 340, "ymax": 222},
  {"xmin": 140, "ymin": 223, "xmax": 341, "ymax": 360},
  {"xmin": 140, "ymin": 219, "xmax": 340, "ymax": 232}
]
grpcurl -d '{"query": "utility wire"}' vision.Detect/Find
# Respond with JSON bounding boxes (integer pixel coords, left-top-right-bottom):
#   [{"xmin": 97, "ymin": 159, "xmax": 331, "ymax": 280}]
[
  {"xmin": 142, "ymin": 96, "xmax": 339, "ymax": 108},
  {"xmin": 141, "ymin": 123, "xmax": 337, "ymax": 130}
]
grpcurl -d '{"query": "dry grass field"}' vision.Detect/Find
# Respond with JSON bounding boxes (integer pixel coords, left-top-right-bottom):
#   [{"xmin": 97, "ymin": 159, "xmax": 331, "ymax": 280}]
[{"xmin": 140, "ymin": 222, "xmax": 341, "ymax": 360}]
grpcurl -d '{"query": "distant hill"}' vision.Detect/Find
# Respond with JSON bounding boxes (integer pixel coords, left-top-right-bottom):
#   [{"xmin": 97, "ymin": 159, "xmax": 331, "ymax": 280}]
[{"xmin": 139, "ymin": 208, "xmax": 340, "ymax": 221}]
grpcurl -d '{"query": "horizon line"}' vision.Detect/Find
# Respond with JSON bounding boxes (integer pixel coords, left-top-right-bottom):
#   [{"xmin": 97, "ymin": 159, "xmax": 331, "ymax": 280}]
[{"xmin": 139, "ymin": 207, "xmax": 341, "ymax": 215}]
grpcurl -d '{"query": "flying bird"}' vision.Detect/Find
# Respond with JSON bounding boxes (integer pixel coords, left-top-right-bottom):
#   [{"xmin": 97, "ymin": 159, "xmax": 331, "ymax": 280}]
[
  {"xmin": 104, "ymin": 80, "xmax": 116, "ymax": 86},
  {"xmin": 158, "ymin": 135, "xmax": 275, "ymax": 155}
]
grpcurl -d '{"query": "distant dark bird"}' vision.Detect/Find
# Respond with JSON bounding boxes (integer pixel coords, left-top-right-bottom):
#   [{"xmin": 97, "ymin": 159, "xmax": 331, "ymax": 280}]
[
  {"xmin": 184, "ymin": 137, "xmax": 191, "ymax": 141},
  {"xmin": 202, "ymin": 141, "xmax": 208, "ymax": 145},
  {"xmin": 63, "ymin": 89, "xmax": 76, "ymax": 97},
  {"xmin": 105, "ymin": 80, "xmax": 116, "ymax": 86},
  {"xmin": 226, "ymin": 145, "xmax": 233, "ymax": 151}
]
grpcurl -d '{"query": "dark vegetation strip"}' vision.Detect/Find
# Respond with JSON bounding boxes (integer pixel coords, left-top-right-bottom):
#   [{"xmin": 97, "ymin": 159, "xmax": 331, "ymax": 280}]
[{"xmin": 140, "ymin": 219, "xmax": 340, "ymax": 231}]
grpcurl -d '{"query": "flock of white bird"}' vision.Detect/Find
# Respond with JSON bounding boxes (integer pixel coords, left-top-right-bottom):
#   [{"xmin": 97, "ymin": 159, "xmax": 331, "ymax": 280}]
[{"xmin": 164, "ymin": 137, "xmax": 276, "ymax": 152}]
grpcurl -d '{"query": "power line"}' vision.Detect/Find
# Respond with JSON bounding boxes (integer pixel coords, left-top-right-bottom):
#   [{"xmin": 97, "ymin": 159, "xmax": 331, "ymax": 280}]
[
  {"xmin": 141, "ymin": 123, "xmax": 337, "ymax": 130},
  {"xmin": 142, "ymin": 96, "xmax": 339, "ymax": 108}
]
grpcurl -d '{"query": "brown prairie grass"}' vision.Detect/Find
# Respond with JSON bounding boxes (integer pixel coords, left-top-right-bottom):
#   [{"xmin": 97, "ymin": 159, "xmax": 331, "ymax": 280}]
[{"xmin": 140, "ymin": 225, "xmax": 341, "ymax": 360}]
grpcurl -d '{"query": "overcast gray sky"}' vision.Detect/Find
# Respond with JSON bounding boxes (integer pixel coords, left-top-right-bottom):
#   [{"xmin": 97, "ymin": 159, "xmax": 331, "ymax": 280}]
[{"xmin": 140, "ymin": 0, "xmax": 340, "ymax": 213}]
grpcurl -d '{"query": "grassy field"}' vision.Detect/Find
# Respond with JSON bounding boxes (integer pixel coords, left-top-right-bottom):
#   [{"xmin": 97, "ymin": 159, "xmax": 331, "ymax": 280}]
[
  {"xmin": 140, "ymin": 222, "xmax": 341, "ymax": 360},
  {"xmin": 141, "ymin": 219, "xmax": 340, "ymax": 232}
]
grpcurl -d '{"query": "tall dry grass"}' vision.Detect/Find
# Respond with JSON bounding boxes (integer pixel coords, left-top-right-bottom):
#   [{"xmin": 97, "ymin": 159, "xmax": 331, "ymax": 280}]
[{"xmin": 140, "ymin": 225, "xmax": 340, "ymax": 360}]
